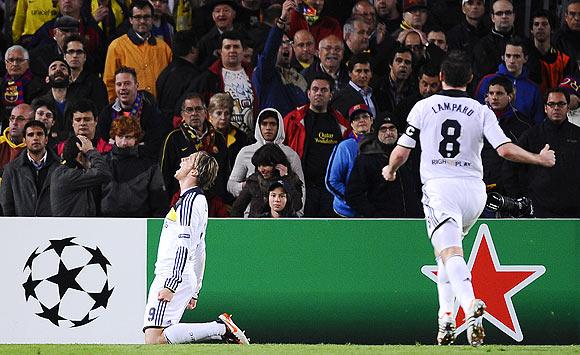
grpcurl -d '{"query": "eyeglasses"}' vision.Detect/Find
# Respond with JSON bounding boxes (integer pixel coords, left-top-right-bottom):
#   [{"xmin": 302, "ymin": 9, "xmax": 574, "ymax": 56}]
[
  {"xmin": 545, "ymin": 101, "xmax": 567, "ymax": 108},
  {"xmin": 65, "ymin": 49, "xmax": 85, "ymax": 55},
  {"xmin": 566, "ymin": 11, "xmax": 580, "ymax": 18},
  {"xmin": 493, "ymin": 10, "xmax": 513, "ymax": 16},
  {"xmin": 379, "ymin": 126, "xmax": 396, "ymax": 133},
  {"xmin": 281, "ymin": 40, "xmax": 294, "ymax": 46},
  {"xmin": 5, "ymin": 58, "xmax": 27, "ymax": 64},
  {"xmin": 36, "ymin": 110, "xmax": 54, "ymax": 119},
  {"xmin": 131, "ymin": 14, "xmax": 152, "ymax": 20},
  {"xmin": 182, "ymin": 106, "xmax": 205, "ymax": 114}
]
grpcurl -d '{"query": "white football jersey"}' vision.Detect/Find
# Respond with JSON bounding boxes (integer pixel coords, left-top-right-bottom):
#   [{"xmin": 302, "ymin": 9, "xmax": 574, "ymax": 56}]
[
  {"xmin": 154, "ymin": 186, "xmax": 207, "ymax": 296},
  {"xmin": 398, "ymin": 91, "xmax": 511, "ymax": 183}
]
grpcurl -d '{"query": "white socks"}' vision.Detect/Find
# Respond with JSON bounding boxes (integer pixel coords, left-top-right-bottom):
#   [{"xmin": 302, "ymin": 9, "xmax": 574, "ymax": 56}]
[
  {"xmin": 445, "ymin": 254, "xmax": 475, "ymax": 314},
  {"xmin": 436, "ymin": 257, "xmax": 454, "ymax": 319},
  {"xmin": 164, "ymin": 321, "xmax": 226, "ymax": 344}
]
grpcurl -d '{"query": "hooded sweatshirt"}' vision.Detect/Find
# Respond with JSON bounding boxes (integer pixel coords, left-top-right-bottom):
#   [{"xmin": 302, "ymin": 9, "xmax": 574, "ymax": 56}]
[{"xmin": 227, "ymin": 108, "xmax": 305, "ymax": 215}]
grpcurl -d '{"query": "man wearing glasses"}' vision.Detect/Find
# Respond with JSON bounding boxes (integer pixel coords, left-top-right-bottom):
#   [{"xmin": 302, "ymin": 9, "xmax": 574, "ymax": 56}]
[
  {"xmin": 63, "ymin": 34, "xmax": 108, "ymax": 112},
  {"xmin": 160, "ymin": 93, "xmax": 230, "ymax": 215},
  {"xmin": 472, "ymin": 0, "xmax": 515, "ymax": 86},
  {"xmin": 554, "ymin": 0, "xmax": 580, "ymax": 64},
  {"xmin": 103, "ymin": 0, "xmax": 172, "ymax": 101},
  {"xmin": 505, "ymin": 88, "xmax": 580, "ymax": 218},
  {"xmin": 0, "ymin": 104, "xmax": 34, "ymax": 176},
  {"xmin": 0, "ymin": 45, "xmax": 44, "ymax": 129}
]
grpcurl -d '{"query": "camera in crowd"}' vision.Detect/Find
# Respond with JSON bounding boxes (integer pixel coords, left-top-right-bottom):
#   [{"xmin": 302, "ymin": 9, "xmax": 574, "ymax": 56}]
[{"xmin": 485, "ymin": 192, "xmax": 534, "ymax": 218}]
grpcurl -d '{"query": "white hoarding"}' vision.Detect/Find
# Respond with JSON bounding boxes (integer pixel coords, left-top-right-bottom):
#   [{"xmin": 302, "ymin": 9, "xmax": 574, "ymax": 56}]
[{"xmin": 0, "ymin": 218, "xmax": 147, "ymax": 343}]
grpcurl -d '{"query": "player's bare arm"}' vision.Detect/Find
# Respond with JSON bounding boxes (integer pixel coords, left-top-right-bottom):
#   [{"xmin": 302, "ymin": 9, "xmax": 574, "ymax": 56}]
[
  {"xmin": 496, "ymin": 143, "xmax": 555, "ymax": 167},
  {"xmin": 382, "ymin": 145, "xmax": 412, "ymax": 181}
]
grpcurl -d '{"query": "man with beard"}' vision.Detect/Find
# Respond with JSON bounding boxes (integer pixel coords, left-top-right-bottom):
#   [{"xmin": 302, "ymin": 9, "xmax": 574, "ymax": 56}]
[
  {"xmin": 0, "ymin": 120, "xmax": 60, "ymax": 216},
  {"xmin": 346, "ymin": 114, "xmax": 422, "ymax": 217},
  {"xmin": 103, "ymin": 0, "xmax": 172, "ymax": 101},
  {"xmin": 253, "ymin": 0, "xmax": 308, "ymax": 117},
  {"xmin": 0, "ymin": 45, "xmax": 45, "ymax": 129},
  {"xmin": 98, "ymin": 66, "xmax": 166, "ymax": 161},
  {"xmin": 160, "ymin": 93, "xmax": 230, "ymax": 216},
  {"xmin": 0, "ymin": 103, "xmax": 34, "ymax": 176},
  {"xmin": 37, "ymin": 59, "xmax": 76, "ymax": 140}
]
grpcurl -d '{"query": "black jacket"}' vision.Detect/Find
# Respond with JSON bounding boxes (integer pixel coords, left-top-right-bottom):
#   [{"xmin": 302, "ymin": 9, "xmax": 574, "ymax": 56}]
[
  {"xmin": 0, "ymin": 148, "xmax": 60, "ymax": 216},
  {"xmin": 101, "ymin": 146, "xmax": 168, "ymax": 217},
  {"xmin": 505, "ymin": 118, "xmax": 580, "ymax": 217},
  {"xmin": 472, "ymin": 28, "xmax": 515, "ymax": 86},
  {"xmin": 98, "ymin": 93, "xmax": 167, "ymax": 161},
  {"xmin": 68, "ymin": 70, "xmax": 109, "ymax": 114},
  {"xmin": 553, "ymin": 24, "xmax": 580, "ymax": 63},
  {"xmin": 156, "ymin": 57, "xmax": 201, "ymax": 120},
  {"xmin": 330, "ymin": 84, "xmax": 379, "ymax": 120},
  {"xmin": 446, "ymin": 18, "xmax": 490, "ymax": 57},
  {"xmin": 345, "ymin": 134, "xmax": 423, "ymax": 218}
]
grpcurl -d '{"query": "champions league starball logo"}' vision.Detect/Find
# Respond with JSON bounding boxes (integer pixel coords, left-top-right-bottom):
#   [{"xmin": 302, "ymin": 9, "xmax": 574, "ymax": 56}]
[{"xmin": 22, "ymin": 237, "xmax": 114, "ymax": 327}]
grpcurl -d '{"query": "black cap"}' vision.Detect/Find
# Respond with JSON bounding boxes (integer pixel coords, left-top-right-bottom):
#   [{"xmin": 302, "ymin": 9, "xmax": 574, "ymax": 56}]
[
  {"xmin": 208, "ymin": 0, "xmax": 238, "ymax": 12},
  {"xmin": 54, "ymin": 15, "xmax": 80, "ymax": 30},
  {"xmin": 372, "ymin": 113, "xmax": 396, "ymax": 132}
]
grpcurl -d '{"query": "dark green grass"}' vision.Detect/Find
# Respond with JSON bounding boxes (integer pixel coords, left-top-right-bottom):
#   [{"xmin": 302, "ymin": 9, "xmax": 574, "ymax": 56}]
[{"xmin": 0, "ymin": 344, "xmax": 578, "ymax": 354}]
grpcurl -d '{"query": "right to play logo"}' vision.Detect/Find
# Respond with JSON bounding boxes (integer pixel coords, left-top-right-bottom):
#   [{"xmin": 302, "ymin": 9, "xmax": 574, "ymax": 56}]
[{"xmin": 421, "ymin": 224, "xmax": 546, "ymax": 341}]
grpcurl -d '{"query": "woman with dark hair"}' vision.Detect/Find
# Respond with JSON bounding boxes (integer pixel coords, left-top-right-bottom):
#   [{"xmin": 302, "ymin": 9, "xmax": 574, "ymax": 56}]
[{"xmin": 230, "ymin": 143, "xmax": 303, "ymax": 217}]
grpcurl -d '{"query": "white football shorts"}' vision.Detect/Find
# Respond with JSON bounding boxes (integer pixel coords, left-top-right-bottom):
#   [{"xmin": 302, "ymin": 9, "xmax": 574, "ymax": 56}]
[
  {"xmin": 422, "ymin": 177, "xmax": 486, "ymax": 239},
  {"xmin": 143, "ymin": 275, "xmax": 197, "ymax": 331}
]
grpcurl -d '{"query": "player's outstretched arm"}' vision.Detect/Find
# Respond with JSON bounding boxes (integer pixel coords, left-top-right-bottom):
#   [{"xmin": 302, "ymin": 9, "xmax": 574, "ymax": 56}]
[
  {"xmin": 496, "ymin": 143, "xmax": 555, "ymax": 167},
  {"xmin": 382, "ymin": 145, "xmax": 412, "ymax": 181}
]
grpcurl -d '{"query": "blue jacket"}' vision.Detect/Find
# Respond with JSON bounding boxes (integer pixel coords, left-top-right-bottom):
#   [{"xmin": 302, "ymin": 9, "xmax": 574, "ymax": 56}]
[
  {"xmin": 325, "ymin": 132, "xmax": 365, "ymax": 217},
  {"xmin": 252, "ymin": 25, "xmax": 308, "ymax": 117},
  {"xmin": 475, "ymin": 64, "xmax": 544, "ymax": 125}
]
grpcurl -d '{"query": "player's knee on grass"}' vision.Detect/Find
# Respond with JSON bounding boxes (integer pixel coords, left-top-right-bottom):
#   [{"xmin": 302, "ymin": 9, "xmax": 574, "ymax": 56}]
[
  {"xmin": 431, "ymin": 219, "xmax": 463, "ymax": 262},
  {"xmin": 144, "ymin": 328, "xmax": 168, "ymax": 344}
]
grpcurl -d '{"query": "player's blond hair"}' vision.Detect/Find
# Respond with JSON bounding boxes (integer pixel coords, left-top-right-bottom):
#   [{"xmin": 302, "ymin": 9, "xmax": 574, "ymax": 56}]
[{"xmin": 191, "ymin": 151, "xmax": 219, "ymax": 191}]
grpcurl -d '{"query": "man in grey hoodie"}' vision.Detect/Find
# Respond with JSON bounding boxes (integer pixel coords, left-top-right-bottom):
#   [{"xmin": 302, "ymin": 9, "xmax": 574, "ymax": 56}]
[{"xmin": 228, "ymin": 108, "xmax": 305, "ymax": 215}]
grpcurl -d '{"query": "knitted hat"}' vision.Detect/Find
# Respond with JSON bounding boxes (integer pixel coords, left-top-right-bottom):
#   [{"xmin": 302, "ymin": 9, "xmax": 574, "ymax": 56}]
[{"xmin": 559, "ymin": 76, "xmax": 579, "ymax": 97}]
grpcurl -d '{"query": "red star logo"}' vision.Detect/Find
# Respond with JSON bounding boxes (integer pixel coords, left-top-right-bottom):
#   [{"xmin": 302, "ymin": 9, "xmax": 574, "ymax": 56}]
[{"xmin": 421, "ymin": 224, "xmax": 545, "ymax": 341}]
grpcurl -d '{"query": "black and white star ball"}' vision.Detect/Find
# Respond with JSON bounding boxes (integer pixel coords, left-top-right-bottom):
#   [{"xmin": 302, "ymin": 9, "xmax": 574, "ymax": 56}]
[{"xmin": 22, "ymin": 237, "xmax": 114, "ymax": 328}]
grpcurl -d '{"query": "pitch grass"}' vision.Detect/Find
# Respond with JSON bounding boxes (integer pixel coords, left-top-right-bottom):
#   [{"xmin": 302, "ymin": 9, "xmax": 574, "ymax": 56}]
[{"xmin": 0, "ymin": 344, "xmax": 579, "ymax": 354}]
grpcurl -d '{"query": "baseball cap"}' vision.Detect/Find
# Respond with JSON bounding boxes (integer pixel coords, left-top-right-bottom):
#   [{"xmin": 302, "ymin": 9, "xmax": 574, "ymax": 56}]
[
  {"xmin": 403, "ymin": 0, "xmax": 428, "ymax": 13},
  {"xmin": 348, "ymin": 104, "xmax": 372, "ymax": 121},
  {"xmin": 54, "ymin": 15, "xmax": 80, "ymax": 31}
]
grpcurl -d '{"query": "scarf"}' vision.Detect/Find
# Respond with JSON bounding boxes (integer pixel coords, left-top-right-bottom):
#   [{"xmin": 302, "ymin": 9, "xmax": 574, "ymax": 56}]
[
  {"xmin": 279, "ymin": 67, "xmax": 308, "ymax": 92},
  {"xmin": 112, "ymin": 92, "xmax": 144, "ymax": 123},
  {"xmin": 3, "ymin": 69, "xmax": 33, "ymax": 109}
]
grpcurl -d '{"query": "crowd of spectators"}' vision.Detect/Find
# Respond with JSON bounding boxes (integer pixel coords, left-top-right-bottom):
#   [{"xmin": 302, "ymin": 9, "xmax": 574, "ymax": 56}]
[{"xmin": 0, "ymin": 0, "xmax": 579, "ymax": 218}]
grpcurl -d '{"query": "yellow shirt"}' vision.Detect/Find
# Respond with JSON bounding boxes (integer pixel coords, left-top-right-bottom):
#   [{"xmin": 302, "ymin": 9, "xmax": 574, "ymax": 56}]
[
  {"xmin": 103, "ymin": 32, "xmax": 172, "ymax": 101},
  {"xmin": 12, "ymin": 0, "xmax": 59, "ymax": 42}
]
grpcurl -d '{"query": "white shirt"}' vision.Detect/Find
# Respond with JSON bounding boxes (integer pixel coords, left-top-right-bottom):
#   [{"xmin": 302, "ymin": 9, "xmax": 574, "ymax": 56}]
[
  {"xmin": 223, "ymin": 68, "xmax": 255, "ymax": 135},
  {"xmin": 397, "ymin": 90, "xmax": 511, "ymax": 184},
  {"xmin": 155, "ymin": 186, "xmax": 207, "ymax": 297}
]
